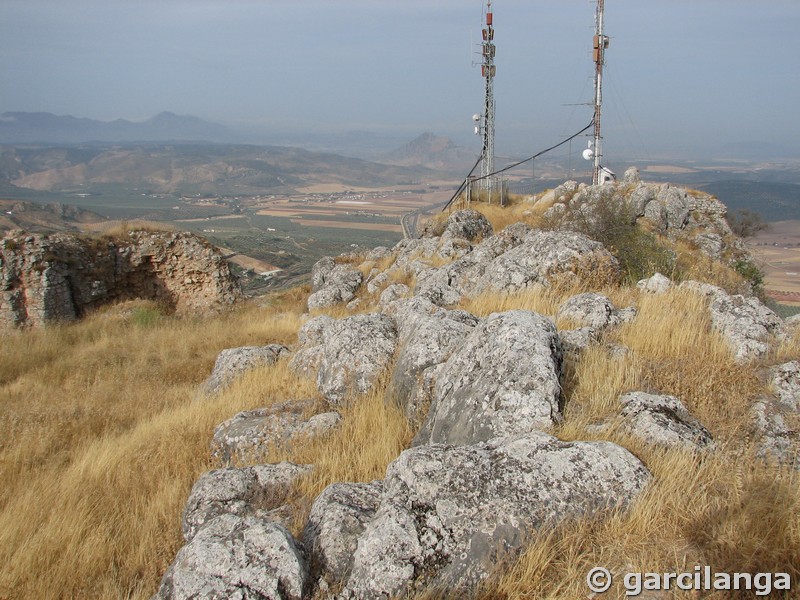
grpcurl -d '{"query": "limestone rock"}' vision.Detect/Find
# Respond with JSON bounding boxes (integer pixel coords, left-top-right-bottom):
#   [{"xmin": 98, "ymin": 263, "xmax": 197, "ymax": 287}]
[
  {"xmin": 558, "ymin": 326, "xmax": 600, "ymax": 357},
  {"xmin": 181, "ymin": 462, "xmax": 311, "ymax": 543},
  {"xmin": 378, "ymin": 283, "xmax": 410, "ymax": 307},
  {"xmin": 386, "ymin": 298, "xmax": 478, "ymax": 422},
  {"xmin": 1, "ymin": 230, "xmax": 241, "ymax": 328},
  {"xmin": 618, "ymin": 392, "xmax": 714, "ymax": 451},
  {"xmin": 415, "ymin": 310, "xmax": 563, "ymax": 446},
  {"xmin": 622, "ymin": 166, "xmax": 641, "ymax": 185},
  {"xmin": 211, "ymin": 401, "xmax": 341, "ymax": 466},
  {"xmin": 316, "ymin": 313, "xmax": 398, "ymax": 404},
  {"xmin": 201, "ymin": 344, "xmax": 289, "ymax": 395},
  {"xmin": 751, "ymin": 398, "xmax": 799, "ymax": 469},
  {"xmin": 441, "ymin": 209, "xmax": 493, "ymax": 242},
  {"xmin": 303, "ymin": 481, "xmax": 384, "ymax": 590},
  {"xmin": 307, "ymin": 258, "xmax": 363, "ymax": 310},
  {"xmin": 769, "ymin": 361, "xmax": 800, "ymax": 412},
  {"xmin": 637, "ymin": 272, "xmax": 673, "ymax": 295},
  {"xmin": 557, "ymin": 292, "xmax": 635, "ymax": 329},
  {"xmin": 289, "ymin": 316, "xmax": 335, "ymax": 378},
  {"xmin": 342, "ymin": 432, "xmax": 651, "ymax": 597},
  {"xmin": 709, "ymin": 293, "xmax": 785, "ymax": 362},
  {"xmin": 475, "ymin": 229, "xmax": 621, "ymax": 294},
  {"xmin": 153, "ymin": 514, "xmax": 307, "ymax": 600}
]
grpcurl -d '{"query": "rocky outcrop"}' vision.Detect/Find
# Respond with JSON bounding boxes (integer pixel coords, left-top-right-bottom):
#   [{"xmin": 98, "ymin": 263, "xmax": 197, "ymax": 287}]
[
  {"xmin": 386, "ymin": 297, "xmax": 479, "ymax": 423},
  {"xmin": 557, "ymin": 292, "xmax": 636, "ymax": 329},
  {"xmin": 341, "ymin": 432, "xmax": 651, "ymax": 597},
  {"xmin": 298, "ymin": 312, "xmax": 398, "ymax": 404},
  {"xmin": 617, "ymin": 392, "xmax": 714, "ymax": 451},
  {"xmin": 210, "ymin": 401, "xmax": 341, "ymax": 466},
  {"xmin": 708, "ymin": 292, "xmax": 785, "ymax": 362},
  {"xmin": 414, "ymin": 310, "xmax": 563, "ymax": 446},
  {"xmin": 153, "ymin": 514, "xmax": 308, "ymax": 600},
  {"xmin": 303, "ymin": 481, "xmax": 384, "ymax": 591},
  {"xmin": 201, "ymin": 344, "xmax": 290, "ymax": 396},
  {"xmin": 181, "ymin": 462, "xmax": 311, "ymax": 543},
  {"xmin": 1, "ymin": 229, "xmax": 241, "ymax": 327},
  {"xmin": 307, "ymin": 256, "xmax": 363, "ymax": 311}
]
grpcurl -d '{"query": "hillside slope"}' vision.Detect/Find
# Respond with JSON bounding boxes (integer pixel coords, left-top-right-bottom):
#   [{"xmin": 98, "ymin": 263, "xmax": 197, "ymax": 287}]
[{"xmin": 1, "ymin": 175, "xmax": 798, "ymax": 599}]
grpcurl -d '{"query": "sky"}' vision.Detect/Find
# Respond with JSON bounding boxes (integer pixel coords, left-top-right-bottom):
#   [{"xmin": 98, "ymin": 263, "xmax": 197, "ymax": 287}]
[{"xmin": 1, "ymin": 0, "xmax": 799, "ymax": 160}]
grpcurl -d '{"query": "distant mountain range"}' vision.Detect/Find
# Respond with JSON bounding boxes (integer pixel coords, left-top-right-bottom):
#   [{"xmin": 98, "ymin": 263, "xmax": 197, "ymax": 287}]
[{"xmin": 0, "ymin": 112, "xmax": 232, "ymax": 144}]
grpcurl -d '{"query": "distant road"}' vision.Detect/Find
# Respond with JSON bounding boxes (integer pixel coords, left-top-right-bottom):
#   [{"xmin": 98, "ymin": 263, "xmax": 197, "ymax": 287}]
[{"xmin": 401, "ymin": 200, "xmax": 450, "ymax": 239}]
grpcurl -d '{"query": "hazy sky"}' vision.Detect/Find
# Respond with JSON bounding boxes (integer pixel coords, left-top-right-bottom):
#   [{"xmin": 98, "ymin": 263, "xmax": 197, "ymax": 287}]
[{"xmin": 2, "ymin": 0, "xmax": 799, "ymax": 159}]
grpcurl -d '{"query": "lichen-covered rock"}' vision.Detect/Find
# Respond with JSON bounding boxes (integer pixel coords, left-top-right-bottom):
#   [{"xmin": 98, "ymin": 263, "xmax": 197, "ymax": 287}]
[
  {"xmin": 201, "ymin": 344, "xmax": 289, "ymax": 395},
  {"xmin": 769, "ymin": 361, "xmax": 800, "ymax": 412},
  {"xmin": 307, "ymin": 259, "xmax": 363, "ymax": 310},
  {"xmin": 211, "ymin": 401, "xmax": 341, "ymax": 466},
  {"xmin": 751, "ymin": 398, "xmax": 799, "ymax": 469},
  {"xmin": 1, "ymin": 230, "xmax": 241, "ymax": 328},
  {"xmin": 618, "ymin": 392, "xmax": 714, "ymax": 451},
  {"xmin": 289, "ymin": 316, "xmax": 336, "ymax": 378},
  {"xmin": 385, "ymin": 297, "xmax": 478, "ymax": 422},
  {"xmin": 379, "ymin": 283, "xmax": 410, "ymax": 307},
  {"xmin": 440, "ymin": 209, "xmax": 493, "ymax": 242},
  {"xmin": 558, "ymin": 326, "xmax": 600, "ymax": 357},
  {"xmin": 709, "ymin": 293, "xmax": 785, "ymax": 362},
  {"xmin": 557, "ymin": 292, "xmax": 635, "ymax": 329},
  {"xmin": 414, "ymin": 310, "xmax": 562, "ymax": 446},
  {"xmin": 475, "ymin": 229, "xmax": 620, "ymax": 294},
  {"xmin": 181, "ymin": 463, "xmax": 311, "ymax": 543},
  {"xmin": 316, "ymin": 313, "xmax": 398, "ymax": 404},
  {"xmin": 303, "ymin": 481, "xmax": 384, "ymax": 591},
  {"xmin": 637, "ymin": 272, "xmax": 672, "ymax": 295},
  {"xmin": 342, "ymin": 432, "xmax": 651, "ymax": 598},
  {"xmin": 153, "ymin": 514, "xmax": 307, "ymax": 600}
]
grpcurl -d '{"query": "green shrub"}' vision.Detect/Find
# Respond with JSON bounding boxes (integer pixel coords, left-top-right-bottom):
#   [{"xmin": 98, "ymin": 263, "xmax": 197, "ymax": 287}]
[
  {"xmin": 732, "ymin": 258, "xmax": 765, "ymax": 297},
  {"xmin": 556, "ymin": 194, "xmax": 676, "ymax": 284}
]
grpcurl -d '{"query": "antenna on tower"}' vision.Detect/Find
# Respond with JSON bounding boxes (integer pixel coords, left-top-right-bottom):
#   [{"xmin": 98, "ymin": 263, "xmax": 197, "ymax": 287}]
[
  {"xmin": 586, "ymin": 0, "xmax": 614, "ymax": 185},
  {"xmin": 477, "ymin": 0, "xmax": 496, "ymax": 200}
]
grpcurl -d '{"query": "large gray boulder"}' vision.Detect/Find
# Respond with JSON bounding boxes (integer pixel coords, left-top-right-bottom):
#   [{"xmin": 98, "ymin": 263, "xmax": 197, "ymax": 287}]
[
  {"xmin": 557, "ymin": 292, "xmax": 636, "ymax": 329},
  {"xmin": 440, "ymin": 209, "xmax": 493, "ymax": 242},
  {"xmin": 201, "ymin": 345, "xmax": 290, "ymax": 395},
  {"xmin": 709, "ymin": 293, "xmax": 785, "ymax": 362},
  {"xmin": 211, "ymin": 401, "xmax": 341, "ymax": 466},
  {"xmin": 181, "ymin": 463, "xmax": 311, "ymax": 543},
  {"xmin": 415, "ymin": 310, "xmax": 563, "ymax": 446},
  {"xmin": 307, "ymin": 258, "xmax": 363, "ymax": 310},
  {"xmin": 342, "ymin": 432, "xmax": 651, "ymax": 598},
  {"xmin": 153, "ymin": 514, "xmax": 307, "ymax": 600},
  {"xmin": 316, "ymin": 313, "xmax": 398, "ymax": 404},
  {"xmin": 303, "ymin": 481, "xmax": 384, "ymax": 591},
  {"xmin": 618, "ymin": 392, "xmax": 714, "ymax": 452},
  {"xmin": 475, "ymin": 229, "xmax": 620, "ymax": 294},
  {"xmin": 289, "ymin": 316, "xmax": 335, "ymax": 378},
  {"xmin": 385, "ymin": 297, "xmax": 479, "ymax": 422}
]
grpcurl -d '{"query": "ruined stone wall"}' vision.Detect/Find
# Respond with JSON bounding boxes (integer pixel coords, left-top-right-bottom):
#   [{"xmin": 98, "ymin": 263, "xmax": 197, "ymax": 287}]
[{"xmin": 0, "ymin": 230, "xmax": 241, "ymax": 328}]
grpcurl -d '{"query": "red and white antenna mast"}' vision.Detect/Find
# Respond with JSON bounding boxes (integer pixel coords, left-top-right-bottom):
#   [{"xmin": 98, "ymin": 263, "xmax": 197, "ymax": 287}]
[
  {"xmin": 479, "ymin": 0, "xmax": 496, "ymax": 197},
  {"xmin": 591, "ymin": 0, "xmax": 609, "ymax": 185}
]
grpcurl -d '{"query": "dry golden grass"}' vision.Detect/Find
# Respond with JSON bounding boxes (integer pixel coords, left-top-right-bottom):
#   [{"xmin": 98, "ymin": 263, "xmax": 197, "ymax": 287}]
[
  {"xmin": 481, "ymin": 286, "xmax": 800, "ymax": 599},
  {"xmin": 0, "ymin": 297, "xmax": 315, "ymax": 599},
  {"xmin": 3, "ymin": 210, "xmax": 800, "ymax": 599}
]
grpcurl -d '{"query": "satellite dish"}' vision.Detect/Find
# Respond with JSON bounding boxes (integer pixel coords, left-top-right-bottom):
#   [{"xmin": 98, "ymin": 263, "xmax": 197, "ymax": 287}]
[
  {"xmin": 582, "ymin": 148, "xmax": 594, "ymax": 161},
  {"xmin": 472, "ymin": 114, "xmax": 481, "ymax": 122}
]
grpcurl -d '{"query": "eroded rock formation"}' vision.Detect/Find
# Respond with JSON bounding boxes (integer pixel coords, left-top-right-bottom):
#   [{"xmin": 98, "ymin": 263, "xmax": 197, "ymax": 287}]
[{"xmin": 1, "ymin": 229, "xmax": 241, "ymax": 327}]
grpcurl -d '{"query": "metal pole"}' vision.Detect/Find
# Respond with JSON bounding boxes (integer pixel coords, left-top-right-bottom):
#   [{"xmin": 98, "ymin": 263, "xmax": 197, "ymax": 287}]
[
  {"xmin": 480, "ymin": 0, "xmax": 496, "ymax": 200},
  {"xmin": 592, "ymin": 0, "xmax": 606, "ymax": 185}
]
